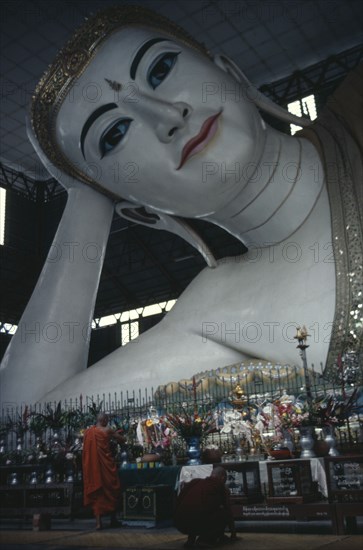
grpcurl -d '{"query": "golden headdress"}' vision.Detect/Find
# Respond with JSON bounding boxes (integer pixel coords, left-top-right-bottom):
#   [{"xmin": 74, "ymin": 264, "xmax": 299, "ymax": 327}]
[{"xmin": 30, "ymin": 5, "xmax": 210, "ymax": 196}]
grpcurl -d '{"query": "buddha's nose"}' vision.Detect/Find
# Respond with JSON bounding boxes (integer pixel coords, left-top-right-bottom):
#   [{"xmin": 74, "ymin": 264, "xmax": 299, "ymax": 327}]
[
  {"xmin": 157, "ymin": 103, "xmax": 190, "ymax": 143},
  {"xmin": 133, "ymin": 94, "xmax": 191, "ymax": 142}
]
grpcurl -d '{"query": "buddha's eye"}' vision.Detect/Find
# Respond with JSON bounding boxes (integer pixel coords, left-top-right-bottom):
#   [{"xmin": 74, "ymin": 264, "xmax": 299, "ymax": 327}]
[
  {"xmin": 100, "ymin": 119, "xmax": 132, "ymax": 157},
  {"xmin": 147, "ymin": 52, "xmax": 180, "ymax": 89}
]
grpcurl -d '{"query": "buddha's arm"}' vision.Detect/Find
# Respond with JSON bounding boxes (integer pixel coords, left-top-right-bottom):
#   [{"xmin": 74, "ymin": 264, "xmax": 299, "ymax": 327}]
[{"xmin": 0, "ymin": 186, "xmax": 114, "ymax": 405}]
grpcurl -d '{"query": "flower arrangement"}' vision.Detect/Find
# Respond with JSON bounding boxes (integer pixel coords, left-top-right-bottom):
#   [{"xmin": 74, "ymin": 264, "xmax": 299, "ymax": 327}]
[
  {"xmin": 311, "ymin": 390, "xmax": 358, "ymax": 427},
  {"xmin": 220, "ymin": 409, "xmax": 254, "ymax": 444},
  {"xmin": 272, "ymin": 389, "xmax": 359, "ymax": 433},
  {"xmin": 140, "ymin": 416, "xmax": 174, "ymax": 451},
  {"xmin": 165, "ymin": 408, "xmax": 216, "ymax": 440},
  {"xmin": 273, "ymin": 401, "xmax": 312, "ymax": 431}
]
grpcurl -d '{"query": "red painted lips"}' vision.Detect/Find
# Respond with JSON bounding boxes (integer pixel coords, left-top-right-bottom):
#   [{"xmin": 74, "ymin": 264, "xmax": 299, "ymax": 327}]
[{"xmin": 177, "ymin": 112, "xmax": 221, "ymax": 170}]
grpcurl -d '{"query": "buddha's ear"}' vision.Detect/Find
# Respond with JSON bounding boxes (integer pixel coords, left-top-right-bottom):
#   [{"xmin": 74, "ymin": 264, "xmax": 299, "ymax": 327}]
[
  {"xmin": 213, "ymin": 54, "xmax": 312, "ymax": 127},
  {"xmin": 115, "ymin": 201, "xmax": 217, "ymax": 268}
]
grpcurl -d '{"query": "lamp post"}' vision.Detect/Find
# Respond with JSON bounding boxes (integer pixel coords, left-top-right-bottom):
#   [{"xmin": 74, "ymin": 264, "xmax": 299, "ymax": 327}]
[{"xmin": 294, "ymin": 325, "xmax": 312, "ymax": 404}]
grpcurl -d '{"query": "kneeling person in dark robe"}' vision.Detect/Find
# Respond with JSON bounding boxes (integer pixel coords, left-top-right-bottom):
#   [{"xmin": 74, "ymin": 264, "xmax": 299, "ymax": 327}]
[{"xmin": 174, "ymin": 466, "xmax": 237, "ymax": 547}]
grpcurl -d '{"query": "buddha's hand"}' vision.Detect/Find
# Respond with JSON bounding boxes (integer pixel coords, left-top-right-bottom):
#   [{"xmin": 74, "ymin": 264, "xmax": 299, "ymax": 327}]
[{"xmin": 26, "ymin": 115, "xmax": 88, "ymax": 192}]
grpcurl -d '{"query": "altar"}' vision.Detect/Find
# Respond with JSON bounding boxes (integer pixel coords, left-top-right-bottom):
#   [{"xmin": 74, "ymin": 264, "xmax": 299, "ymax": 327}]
[
  {"xmin": 177, "ymin": 457, "xmax": 363, "ymax": 534},
  {"xmin": 179, "ymin": 458, "xmax": 328, "ymax": 498}
]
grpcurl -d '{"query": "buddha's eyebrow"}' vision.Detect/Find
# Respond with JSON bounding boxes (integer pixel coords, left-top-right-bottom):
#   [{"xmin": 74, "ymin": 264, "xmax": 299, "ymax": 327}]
[
  {"xmin": 130, "ymin": 37, "xmax": 168, "ymax": 80},
  {"xmin": 80, "ymin": 103, "xmax": 118, "ymax": 158}
]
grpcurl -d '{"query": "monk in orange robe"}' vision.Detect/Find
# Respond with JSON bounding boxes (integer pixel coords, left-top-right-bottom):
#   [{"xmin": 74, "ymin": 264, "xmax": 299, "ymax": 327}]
[{"xmin": 82, "ymin": 412, "xmax": 125, "ymax": 529}]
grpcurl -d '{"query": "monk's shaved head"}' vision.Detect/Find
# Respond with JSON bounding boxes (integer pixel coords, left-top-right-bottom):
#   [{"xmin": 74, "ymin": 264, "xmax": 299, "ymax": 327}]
[
  {"xmin": 212, "ymin": 466, "xmax": 227, "ymax": 483},
  {"xmin": 97, "ymin": 412, "xmax": 109, "ymax": 426}
]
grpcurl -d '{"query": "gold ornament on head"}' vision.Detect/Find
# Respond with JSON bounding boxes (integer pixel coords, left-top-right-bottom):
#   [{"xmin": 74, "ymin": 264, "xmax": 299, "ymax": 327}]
[{"xmin": 30, "ymin": 5, "xmax": 210, "ymax": 197}]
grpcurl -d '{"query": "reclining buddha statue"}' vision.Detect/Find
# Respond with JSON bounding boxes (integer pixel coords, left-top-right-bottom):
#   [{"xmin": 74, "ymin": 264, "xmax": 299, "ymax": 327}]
[{"xmin": 0, "ymin": 6, "xmax": 362, "ymax": 406}]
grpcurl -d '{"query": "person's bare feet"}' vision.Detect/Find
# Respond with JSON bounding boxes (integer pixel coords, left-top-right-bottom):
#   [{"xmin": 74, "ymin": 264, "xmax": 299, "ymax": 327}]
[
  {"xmin": 95, "ymin": 515, "xmax": 102, "ymax": 530},
  {"xmin": 184, "ymin": 534, "xmax": 197, "ymax": 548}
]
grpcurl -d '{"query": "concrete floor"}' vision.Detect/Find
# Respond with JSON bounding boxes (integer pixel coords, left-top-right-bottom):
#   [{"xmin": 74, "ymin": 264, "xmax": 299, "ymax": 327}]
[{"xmin": 0, "ymin": 518, "xmax": 363, "ymax": 550}]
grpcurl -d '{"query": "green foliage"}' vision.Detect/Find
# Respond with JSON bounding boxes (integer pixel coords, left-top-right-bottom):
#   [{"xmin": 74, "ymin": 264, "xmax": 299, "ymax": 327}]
[
  {"xmin": 41, "ymin": 402, "xmax": 66, "ymax": 429},
  {"xmin": 0, "ymin": 420, "xmax": 11, "ymax": 439},
  {"xmin": 29, "ymin": 413, "xmax": 48, "ymax": 436},
  {"xmin": 8, "ymin": 407, "xmax": 30, "ymax": 437},
  {"xmin": 62, "ymin": 409, "xmax": 87, "ymax": 431}
]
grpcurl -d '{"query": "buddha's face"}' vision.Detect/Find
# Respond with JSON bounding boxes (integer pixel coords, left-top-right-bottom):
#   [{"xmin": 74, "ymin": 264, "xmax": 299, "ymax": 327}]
[{"xmin": 56, "ymin": 27, "xmax": 264, "ymax": 217}]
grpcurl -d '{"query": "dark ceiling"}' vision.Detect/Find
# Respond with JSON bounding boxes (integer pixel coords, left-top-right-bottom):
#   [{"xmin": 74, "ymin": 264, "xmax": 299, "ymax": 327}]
[{"xmin": 0, "ymin": 0, "xmax": 362, "ymax": 329}]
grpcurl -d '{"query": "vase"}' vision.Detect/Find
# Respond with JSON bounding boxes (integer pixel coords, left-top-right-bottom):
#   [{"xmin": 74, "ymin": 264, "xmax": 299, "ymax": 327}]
[
  {"xmin": 235, "ymin": 443, "xmax": 244, "ymax": 462},
  {"xmin": 323, "ymin": 425, "xmax": 340, "ymax": 456},
  {"xmin": 51, "ymin": 431, "xmax": 61, "ymax": 450},
  {"xmin": 9, "ymin": 472, "xmax": 19, "ymax": 485},
  {"xmin": 45, "ymin": 467, "xmax": 55, "ymax": 484},
  {"xmin": 66, "ymin": 470, "xmax": 74, "ymax": 482},
  {"xmin": 120, "ymin": 450, "xmax": 129, "ymax": 469},
  {"xmin": 29, "ymin": 471, "xmax": 39, "ymax": 485},
  {"xmin": 299, "ymin": 426, "xmax": 316, "ymax": 458},
  {"xmin": 185, "ymin": 436, "xmax": 202, "ymax": 465},
  {"xmin": 282, "ymin": 429, "xmax": 295, "ymax": 454}
]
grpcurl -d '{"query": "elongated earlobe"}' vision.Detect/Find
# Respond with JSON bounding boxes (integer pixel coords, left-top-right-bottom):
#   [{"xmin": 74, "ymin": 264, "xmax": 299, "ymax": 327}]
[{"xmin": 213, "ymin": 54, "xmax": 312, "ymax": 127}]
